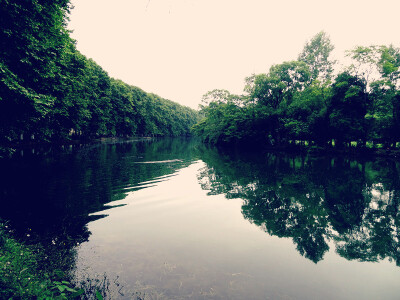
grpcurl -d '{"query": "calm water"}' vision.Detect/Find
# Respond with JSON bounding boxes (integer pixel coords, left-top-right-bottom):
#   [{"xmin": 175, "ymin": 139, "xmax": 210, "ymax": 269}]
[{"xmin": 1, "ymin": 138, "xmax": 400, "ymax": 299}]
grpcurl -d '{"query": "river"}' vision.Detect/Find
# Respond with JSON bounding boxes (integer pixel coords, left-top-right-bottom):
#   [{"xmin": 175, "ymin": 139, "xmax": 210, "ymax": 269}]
[{"xmin": 1, "ymin": 138, "xmax": 400, "ymax": 299}]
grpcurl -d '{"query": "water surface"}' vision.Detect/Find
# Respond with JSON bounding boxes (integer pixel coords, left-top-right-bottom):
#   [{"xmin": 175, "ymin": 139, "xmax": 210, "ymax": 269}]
[{"xmin": 0, "ymin": 138, "xmax": 399, "ymax": 299}]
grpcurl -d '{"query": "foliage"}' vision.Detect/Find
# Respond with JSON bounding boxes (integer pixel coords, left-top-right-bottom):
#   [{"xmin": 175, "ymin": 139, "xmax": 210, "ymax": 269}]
[
  {"xmin": 0, "ymin": 219, "xmax": 122, "ymax": 299},
  {"xmin": 298, "ymin": 31, "xmax": 335, "ymax": 82},
  {"xmin": 193, "ymin": 91, "xmax": 251, "ymax": 144},
  {"xmin": 0, "ymin": 1, "xmax": 200, "ymax": 147},
  {"xmin": 327, "ymin": 72, "xmax": 368, "ymax": 146},
  {"xmin": 0, "ymin": 222, "xmax": 84, "ymax": 299},
  {"xmin": 193, "ymin": 32, "xmax": 400, "ymax": 150},
  {"xmin": 0, "ymin": 0, "xmax": 70, "ymax": 143},
  {"xmin": 284, "ymin": 81, "xmax": 330, "ymax": 144}
]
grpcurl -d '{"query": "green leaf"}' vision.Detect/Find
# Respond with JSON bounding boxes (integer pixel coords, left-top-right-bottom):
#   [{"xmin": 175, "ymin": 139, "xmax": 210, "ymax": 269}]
[
  {"xmin": 57, "ymin": 285, "xmax": 66, "ymax": 292},
  {"xmin": 96, "ymin": 290, "xmax": 103, "ymax": 300},
  {"xmin": 71, "ymin": 289, "xmax": 85, "ymax": 298}
]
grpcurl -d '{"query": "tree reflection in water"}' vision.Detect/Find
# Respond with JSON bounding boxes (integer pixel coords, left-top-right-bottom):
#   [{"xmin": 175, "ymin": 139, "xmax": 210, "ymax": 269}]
[
  {"xmin": 0, "ymin": 138, "xmax": 199, "ymax": 285},
  {"xmin": 197, "ymin": 146, "xmax": 400, "ymax": 265}
]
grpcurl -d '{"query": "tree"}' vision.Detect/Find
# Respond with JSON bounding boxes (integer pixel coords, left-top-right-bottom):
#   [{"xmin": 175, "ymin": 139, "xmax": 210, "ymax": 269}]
[
  {"xmin": 347, "ymin": 45, "xmax": 400, "ymax": 146},
  {"xmin": 0, "ymin": 0, "xmax": 200, "ymax": 147},
  {"xmin": 0, "ymin": 0, "xmax": 71, "ymax": 142},
  {"xmin": 328, "ymin": 72, "xmax": 368, "ymax": 147},
  {"xmin": 193, "ymin": 90, "xmax": 249, "ymax": 144},
  {"xmin": 298, "ymin": 31, "xmax": 335, "ymax": 82},
  {"xmin": 251, "ymin": 61, "xmax": 311, "ymax": 108},
  {"xmin": 284, "ymin": 81, "xmax": 331, "ymax": 145},
  {"xmin": 248, "ymin": 61, "xmax": 311, "ymax": 145}
]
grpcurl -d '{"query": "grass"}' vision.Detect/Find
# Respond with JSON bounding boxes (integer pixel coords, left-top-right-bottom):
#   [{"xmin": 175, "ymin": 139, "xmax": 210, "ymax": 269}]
[
  {"xmin": 0, "ymin": 222, "xmax": 106, "ymax": 299},
  {"xmin": 0, "ymin": 219, "xmax": 152, "ymax": 299}
]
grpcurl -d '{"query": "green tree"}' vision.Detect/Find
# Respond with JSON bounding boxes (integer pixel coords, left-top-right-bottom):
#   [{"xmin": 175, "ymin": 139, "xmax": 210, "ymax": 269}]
[
  {"xmin": 284, "ymin": 81, "xmax": 331, "ymax": 145},
  {"xmin": 249, "ymin": 61, "xmax": 311, "ymax": 145},
  {"xmin": 328, "ymin": 72, "xmax": 368, "ymax": 147},
  {"xmin": 0, "ymin": 0, "xmax": 71, "ymax": 143},
  {"xmin": 298, "ymin": 31, "xmax": 335, "ymax": 82},
  {"xmin": 347, "ymin": 45, "xmax": 400, "ymax": 146},
  {"xmin": 193, "ymin": 90, "xmax": 249, "ymax": 144},
  {"xmin": 251, "ymin": 61, "xmax": 311, "ymax": 108}
]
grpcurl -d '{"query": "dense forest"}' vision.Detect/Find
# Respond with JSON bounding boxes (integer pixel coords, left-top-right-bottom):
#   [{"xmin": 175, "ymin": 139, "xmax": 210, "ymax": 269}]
[
  {"xmin": 193, "ymin": 32, "xmax": 400, "ymax": 150},
  {"xmin": 0, "ymin": 1, "xmax": 199, "ymax": 149}
]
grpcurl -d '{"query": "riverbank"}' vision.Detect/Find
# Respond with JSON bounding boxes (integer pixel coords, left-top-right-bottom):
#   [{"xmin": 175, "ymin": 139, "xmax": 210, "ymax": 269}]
[
  {"xmin": 267, "ymin": 144, "xmax": 400, "ymax": 159},
  {"xmin": 0, "ymin": 136, "xmax": 157, "ymax": 158},
  {"xmin": 215, "ymin": 139, "xmax": 400, "ymax": 160},
  {"xmin": 4, "ymin": 136, "xmax": 400, "ymax": 160},
  {"xmin": 0, "ymin": 222, "xmax": 84, "ymax": 299},
  {"xmin": 0, "ymin": 221, "xmax": 112, "ymax": 299}
]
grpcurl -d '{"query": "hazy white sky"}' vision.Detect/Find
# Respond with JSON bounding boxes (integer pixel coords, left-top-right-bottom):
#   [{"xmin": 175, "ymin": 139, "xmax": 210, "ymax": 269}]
[{"xmin": 68, "ymin": 0, "xmax": 400, "ymax": 109}]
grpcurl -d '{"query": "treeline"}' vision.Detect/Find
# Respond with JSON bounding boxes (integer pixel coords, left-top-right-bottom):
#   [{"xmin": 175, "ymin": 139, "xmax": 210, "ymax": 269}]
[
  {"xmin": 0, "ymin": 1, "xmax": 199, "ymax": 146},
  {"xmin": 193, "ymin": 32, "xmax": 400, "ymax": 149}
]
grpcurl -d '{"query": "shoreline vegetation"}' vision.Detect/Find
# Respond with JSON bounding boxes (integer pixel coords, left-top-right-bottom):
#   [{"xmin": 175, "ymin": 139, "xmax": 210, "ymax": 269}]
[
  {"xmin": 0, "ymin": 220, "xmax": 122, "ymax": 299},
  {"xmin": 0, "ymin": 221, "xmax": 86, "ymax": 299},
  {"xmin": 219, "ymin": 139, "xmax": 400, "ymax": 159},
  {"xmin": 265, "ymin": 143, "xmax": 400, "ymax": 159},
  {"xmin": 0, "ymin": 136, "xmax": 193, "ymax": 159},
  {"xmin": 0, "ymin": 1, "xmax": 200, "ymax": 152},
  {"xmin": 3, "ymin": 136, "xmax": 400, "ymax": 160},
  {"xmin": 192, "ymin": 32, "xmax": 400, "ymax": 158}
]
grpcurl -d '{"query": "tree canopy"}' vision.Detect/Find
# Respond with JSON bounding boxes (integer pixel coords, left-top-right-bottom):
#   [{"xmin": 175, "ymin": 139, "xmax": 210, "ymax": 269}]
[
  {"xmin": 0, "ymin": 0, "xmax": 200, "ymax": 148},
  {"xmin": 193, "ymin": 31, "xmax": 400, "ymax": 150}
]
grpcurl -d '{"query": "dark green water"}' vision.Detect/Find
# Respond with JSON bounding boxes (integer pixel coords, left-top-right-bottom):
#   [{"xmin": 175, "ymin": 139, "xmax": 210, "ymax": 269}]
[{"xmin": 1, "ymin": 138, "xmax": 400, "ymax": 299}]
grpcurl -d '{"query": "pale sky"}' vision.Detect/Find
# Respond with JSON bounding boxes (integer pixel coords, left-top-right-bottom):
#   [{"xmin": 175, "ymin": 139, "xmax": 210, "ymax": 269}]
[{"xmin": 68, "ymin": 0, "xmax": 400, "ymax": 109}]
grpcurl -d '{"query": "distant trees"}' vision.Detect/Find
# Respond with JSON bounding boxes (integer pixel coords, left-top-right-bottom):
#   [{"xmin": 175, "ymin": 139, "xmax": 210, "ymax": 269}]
[
  {"xmin": 193, "ymin": 31, "xmax": 400, "ymax": 150},
  {"xmin": 0, "ymin": 1, "xmax": 199, "ymax": 147}
]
